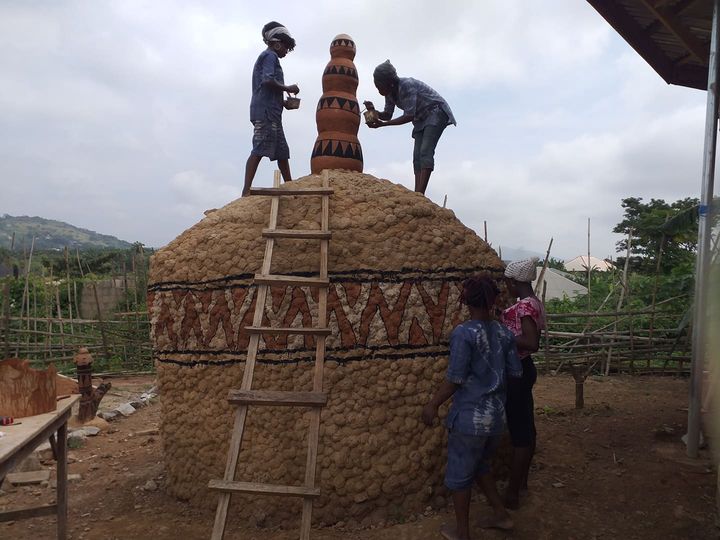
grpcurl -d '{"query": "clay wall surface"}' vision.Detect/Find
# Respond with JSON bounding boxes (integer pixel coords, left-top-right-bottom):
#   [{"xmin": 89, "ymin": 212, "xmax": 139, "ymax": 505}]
[{"xmin": 148, "ymin": 172, "xmax": 504, "ymax": 524}]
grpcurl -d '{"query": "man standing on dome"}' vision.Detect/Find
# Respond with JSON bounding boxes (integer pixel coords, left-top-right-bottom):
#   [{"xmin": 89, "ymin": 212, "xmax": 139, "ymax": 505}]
[
  {"xmin": 365, "ymin": 60, "xmax": 456, "ymax": 195},
  {"xmin": 242, "ymin": 21, "xmax": 300, "ymax": 197}
]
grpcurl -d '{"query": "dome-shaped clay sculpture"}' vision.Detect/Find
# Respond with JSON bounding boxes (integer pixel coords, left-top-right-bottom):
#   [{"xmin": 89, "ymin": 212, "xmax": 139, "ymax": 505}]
[{"xmin": 148, "ymin": 172, "xmax": 504, "ymax": 525}]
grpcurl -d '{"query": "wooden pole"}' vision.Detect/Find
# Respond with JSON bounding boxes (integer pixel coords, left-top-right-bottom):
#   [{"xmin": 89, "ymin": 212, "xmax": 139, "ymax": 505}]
[
  {"xmin": 648, "ymin": 233, "xmax": 666, "ymax": 366},
  {"xmin": 33, "ymin": 280, "xmax": 39, "ymax": 359},
  {"xmin": 534, "ymin": 237, "xmax": 554, "ymax": 295},
  {"xmin": 606, "ymin": 228, "xmax": 633, "ymax": 376},
  {"xmin": 76, "ymin": 249, "xmax": 111, "ymax": 363},
  {"xmin": 55, "ymin": 286, "xmax": 66, "ymax": 359},
  {"xmin": 46, "ymin": 268, "xmax": 53, "ymax": 361},
  {"xmin": 73, "ymin": 281, "xmax": 80, "ymax": 320},
  {"xmin": 542, "ymin": 280, "xmax": 549, "ymax": 374},
  {"xmin": 65, "ymin": 247, "xmax": 74, "ymax": 336},
  {"xmin": 587, "ymin": 218, "xmax": 592, "ymax": 299},
  {"xmin": 15, "ymin": 236, "xmax": 35, "ymax": 357},
  {"xmin": 2, "ymin": 280, "xmax": 10, "ymax": 359},
  {"xmin": 483, "ymin": 221, "xmax": 488, "ymax": 243},
  {"xmin": 132, "ymin": 252, "xmax": 140, "ymax": 331}
]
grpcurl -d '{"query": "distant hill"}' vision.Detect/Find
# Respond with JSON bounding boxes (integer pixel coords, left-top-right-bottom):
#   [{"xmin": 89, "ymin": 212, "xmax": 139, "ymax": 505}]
[{"xmin": 0, "ymin": 214, "xmax": 133, "ymax": 251}]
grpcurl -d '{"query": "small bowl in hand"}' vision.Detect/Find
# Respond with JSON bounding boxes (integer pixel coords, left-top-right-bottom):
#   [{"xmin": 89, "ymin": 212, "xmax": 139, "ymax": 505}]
[
  {"xmin": 284, "ymin": 97, "xmax": 301, "ymax": 110},
  {"xmin": 363, "ymin": 109, "xmax": 379, "ymax": 124}
]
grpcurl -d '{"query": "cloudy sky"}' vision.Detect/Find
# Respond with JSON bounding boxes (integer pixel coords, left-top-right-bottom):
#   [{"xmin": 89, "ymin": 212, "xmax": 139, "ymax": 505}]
[{"xmin": 0, "ymin": 1, "xmax": 713, "ymax": 260}]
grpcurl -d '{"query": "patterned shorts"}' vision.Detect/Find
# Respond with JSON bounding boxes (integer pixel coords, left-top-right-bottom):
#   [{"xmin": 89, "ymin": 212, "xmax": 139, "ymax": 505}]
[
  {"xmin": 251, "ymin": 120, "xmax": 290, "ymax": 161},
  {"xmin": 444, "ymin": 431, "xmax": 500, "ymax": 491}
]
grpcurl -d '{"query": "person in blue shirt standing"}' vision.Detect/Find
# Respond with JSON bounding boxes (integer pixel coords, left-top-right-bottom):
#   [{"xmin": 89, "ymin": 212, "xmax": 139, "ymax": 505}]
[
  {"xmin": 422, "ymin": 275, "xmax": 521, "ymax": 539},
  {"xmin": 243, "ymin": 22, "xmax": 300, "ymax": 197},
  {"xmin": 366, "ymin": 60, "xmax": 455, "ymax": 195}
]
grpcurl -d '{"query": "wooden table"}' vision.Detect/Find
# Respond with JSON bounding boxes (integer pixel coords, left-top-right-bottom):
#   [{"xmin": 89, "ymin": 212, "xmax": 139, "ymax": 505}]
[{"xmin": 0, "ymin": 395, "xmax": 79, "ymax": 539}]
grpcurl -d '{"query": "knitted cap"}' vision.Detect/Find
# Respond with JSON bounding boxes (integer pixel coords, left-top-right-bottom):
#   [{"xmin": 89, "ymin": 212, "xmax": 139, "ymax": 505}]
[
  {"xmin": 504, "ymin": 257, "xmax": 539, "ymax": 283},
  {"xmin": 373, "ymin": 60, "xmax": 397, "ymax": 85}
]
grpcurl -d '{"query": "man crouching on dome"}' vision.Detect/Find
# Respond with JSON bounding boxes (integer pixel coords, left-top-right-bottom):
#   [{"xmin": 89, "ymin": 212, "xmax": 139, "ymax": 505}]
[
  {"xmin": 422, "ymin": 275, "xmax": 521, "ymax": 539},
  {"xmin": 366, "ymin": 60, "xmax": 455, "ymax": 196}
]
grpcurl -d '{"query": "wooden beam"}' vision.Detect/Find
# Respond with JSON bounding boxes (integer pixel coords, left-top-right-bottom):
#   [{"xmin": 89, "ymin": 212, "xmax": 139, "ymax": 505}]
[
  {"xmin": 249, "ymin": 187, "xmax": 334, "ymax": 196},
  {"xmin": 587, "ymin": 0, "xmax": 709, "ymax": 89},
  {"xmin": 208, "ymin": 480, "xmax": 321, "ymax": 498},
  {"xmin": 262, "ymin": 229, "xmax": 332, "ymax": 240},
  {"xmin": 253, "ymin": 274, "xmax": 329, "ymax": 287},
  {"xmin": 227, "ymin": 390, "xmax": 327, "ymax": 407},
  {"xmin": 245, "ymin": 326, "xmax": 331, "ymax": 336},
  {"xmin": 639, "ymin": 0, "xmax": 709, "ymax": 63},
  {"xmin": 588, "ymin": 0, "xmax": 678, "ymax": 83}
]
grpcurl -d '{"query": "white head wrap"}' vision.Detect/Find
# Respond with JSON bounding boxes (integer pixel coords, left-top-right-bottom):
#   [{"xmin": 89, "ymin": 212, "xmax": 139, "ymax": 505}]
[
  {"xmin": 504, "ymin": 257, "xmax": 539, "ymax": 283},
  {"xmin": 264, "ymin": 26, "xmax": 292, "ymax": 43}
]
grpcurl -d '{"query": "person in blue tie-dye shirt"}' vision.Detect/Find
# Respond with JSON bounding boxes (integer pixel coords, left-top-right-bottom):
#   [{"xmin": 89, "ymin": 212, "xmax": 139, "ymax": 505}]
[
  {"xmin": 422, "ymin": 275, "xmax": 521, "ymax": 539},
  {"xmin": 366, "ymin": 60, "xmax": 455, "ymax": 195}
]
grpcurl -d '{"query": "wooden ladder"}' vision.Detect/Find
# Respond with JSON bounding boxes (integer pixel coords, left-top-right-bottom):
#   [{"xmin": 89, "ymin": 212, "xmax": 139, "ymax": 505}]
[{"xmin": 210, "ymin": 170, "xmax": 333, "ymax": 540}]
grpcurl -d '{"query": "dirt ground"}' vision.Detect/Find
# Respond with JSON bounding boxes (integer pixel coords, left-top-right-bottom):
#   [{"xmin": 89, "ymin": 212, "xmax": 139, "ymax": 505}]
[{"xmin": 1, "ymin": 374, "xmax": 717, "ymax": 540}]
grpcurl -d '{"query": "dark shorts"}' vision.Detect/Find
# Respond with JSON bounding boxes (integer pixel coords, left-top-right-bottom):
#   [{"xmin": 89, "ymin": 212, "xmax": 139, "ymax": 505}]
[
  {"xmin": 251, "ymin": 120, "xmax": 290, "ymax": 161},
  {"xmin": 506, "ymin": 355, "xmax": 538, "ymax": 448},
  {"xmin": 412, "ymin": 113, "xmax": 448, "ymax": 172},
  {"xmin": 444, "ymin": 431, "xmax": 500, "ymax": 491}
]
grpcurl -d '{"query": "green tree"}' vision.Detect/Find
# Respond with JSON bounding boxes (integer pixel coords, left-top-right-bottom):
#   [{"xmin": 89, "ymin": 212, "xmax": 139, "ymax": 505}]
[{"xmin": 613, "ymin": 196, "xmax": 699, "ymax": 273}]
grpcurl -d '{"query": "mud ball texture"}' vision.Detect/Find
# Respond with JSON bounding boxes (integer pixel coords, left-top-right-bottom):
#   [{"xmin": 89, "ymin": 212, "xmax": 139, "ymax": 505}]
[{"xmin": 148, "ymin": 171, "xmax": 506, "ymax": 525}]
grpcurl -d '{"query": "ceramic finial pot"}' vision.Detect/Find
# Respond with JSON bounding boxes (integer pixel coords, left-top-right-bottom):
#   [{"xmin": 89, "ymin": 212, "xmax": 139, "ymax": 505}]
[{"xmin": 311, "ymin": 34, "xmax": 363, "ymax": 174}]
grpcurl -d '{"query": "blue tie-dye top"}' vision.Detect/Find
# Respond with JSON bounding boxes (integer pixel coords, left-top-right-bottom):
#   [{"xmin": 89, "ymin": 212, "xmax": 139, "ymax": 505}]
[{"xmin": 445, "ymin": 320, "xmax": 522, "ymax": 436}]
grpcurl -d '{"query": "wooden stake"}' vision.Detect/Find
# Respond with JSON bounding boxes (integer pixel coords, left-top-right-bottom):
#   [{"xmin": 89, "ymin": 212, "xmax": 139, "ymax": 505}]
[
  {"xmin": 65, "ymin": 247, "xmax": 74, "ymax": 336},
  {"xmin": 606, "ymin": 228, "xmax": 632, "ymax": 376},
  {"xmin": 2, "ymin": 281, "xmax": 9, "ymax": 358},
  {"xmin": 16, "ymin": 236, "xmax": 35, "ymax": 356},
  {"xmin": 534, "ymin": 237, "xmax": 554, "ymax": 295}
]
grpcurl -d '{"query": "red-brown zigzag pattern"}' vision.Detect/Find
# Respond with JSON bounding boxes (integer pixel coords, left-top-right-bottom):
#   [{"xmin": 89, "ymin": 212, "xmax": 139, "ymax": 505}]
[{"xmin": 150, "ymin": 280, "xmax": 468, "ymax": 358}]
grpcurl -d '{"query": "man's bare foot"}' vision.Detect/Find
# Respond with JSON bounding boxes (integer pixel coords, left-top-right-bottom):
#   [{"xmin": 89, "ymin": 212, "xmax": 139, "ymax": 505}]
[
  {"xmin": 440, "ymin": 523, "xmax": 470, "ymax": 540},
  {"xmin": 478, "ymin": 514, "xmax": 514, "ymax": 531}
]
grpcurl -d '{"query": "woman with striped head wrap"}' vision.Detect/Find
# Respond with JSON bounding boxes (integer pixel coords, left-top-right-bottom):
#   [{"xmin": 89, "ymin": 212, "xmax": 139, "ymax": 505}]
[{"xmin": 500, "ymin": 257, "xmax": 547, "ymax": 509}]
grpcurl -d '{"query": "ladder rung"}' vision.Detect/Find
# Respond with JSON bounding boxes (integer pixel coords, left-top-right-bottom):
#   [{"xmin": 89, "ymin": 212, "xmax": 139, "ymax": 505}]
[
  {"xmin": 228, "ymin": 390, "xmax": 328, "ymax": 407},
  {"xmin": 254, "ymin": 274, "xmax": 329, "ymax": 287},
  {"xmin": 262, "ymin": 228, "xmax": 332, "ymax": 240},
  {"xmin": 249, "ymin": 187, "xmax": 334, "ymax": 196},
  {"xmin": 245, "ymin": 326, "xmax": 331, "ymax": 336},
  {"xmin": 208, "ymin": 480, "xmax": 321, "ymax": 498}
]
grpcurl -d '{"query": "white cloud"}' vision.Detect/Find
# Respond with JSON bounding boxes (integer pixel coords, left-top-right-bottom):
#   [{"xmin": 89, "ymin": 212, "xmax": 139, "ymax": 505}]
[
  {"xmin": 170, "ymin": 170, "xmax": 241, "ymax": 208},
  {"xmin": 0, "ymin": 0, "xmax": 712, "ymax": 257}
]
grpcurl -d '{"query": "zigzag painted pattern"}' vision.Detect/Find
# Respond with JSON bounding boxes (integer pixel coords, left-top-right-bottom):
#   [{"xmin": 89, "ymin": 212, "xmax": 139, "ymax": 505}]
[
  {"xmin": 323, "ymin": 65, "xmax": 358, "ymax": 79},
  {"xmin": 150, "ymin": 277, "xmax": 479, "ymax": 365},
  {"xmin": 331, "ymin": 38, "xmax": 355, "ymax": 48},
  {"xmin": 311, "ymin": 139, "xmax": 363, "ymax": 160},
  {"xmin": 317, "ymin": 96, "xmax": 360, "ymax": 114}
]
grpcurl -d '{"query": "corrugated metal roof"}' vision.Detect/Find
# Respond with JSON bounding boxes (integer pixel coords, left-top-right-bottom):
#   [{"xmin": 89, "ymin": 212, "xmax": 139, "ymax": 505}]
[{"xmin": 588, "ymin": 0, "xmax": 713, "ymax": 89}]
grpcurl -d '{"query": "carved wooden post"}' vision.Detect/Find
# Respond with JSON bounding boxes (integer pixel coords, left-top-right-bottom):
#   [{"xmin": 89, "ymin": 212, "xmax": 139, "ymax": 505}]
[{"xmin": 74, "ymin": 347, "xmax": 111, "ymax": 422}]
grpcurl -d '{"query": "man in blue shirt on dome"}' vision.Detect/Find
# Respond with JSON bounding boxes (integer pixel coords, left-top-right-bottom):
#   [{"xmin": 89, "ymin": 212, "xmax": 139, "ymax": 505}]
[
  {"xmin": 366, "ymin": 60, "xmax": 456, "ymax": 195},
  {"xmin": 243, "ymin": 21, "xmax": 300, "ymax": 196}
]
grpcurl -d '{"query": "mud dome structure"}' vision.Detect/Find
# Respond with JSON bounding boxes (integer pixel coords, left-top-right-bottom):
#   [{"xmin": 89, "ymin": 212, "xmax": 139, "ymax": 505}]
[{"xmin": 148, "ymin": 172, "xmax": 504, "ymax": 525}]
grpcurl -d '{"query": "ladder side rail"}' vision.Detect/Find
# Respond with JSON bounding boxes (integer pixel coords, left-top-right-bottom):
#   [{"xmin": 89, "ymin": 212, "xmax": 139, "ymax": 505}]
[
  {"xmin": 300, "ymin": 170, "xmax": 331, "ymax": 539},
  {"xmin": 212, "ymin": 170, "xmax": 282, "ymax": 540}
]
